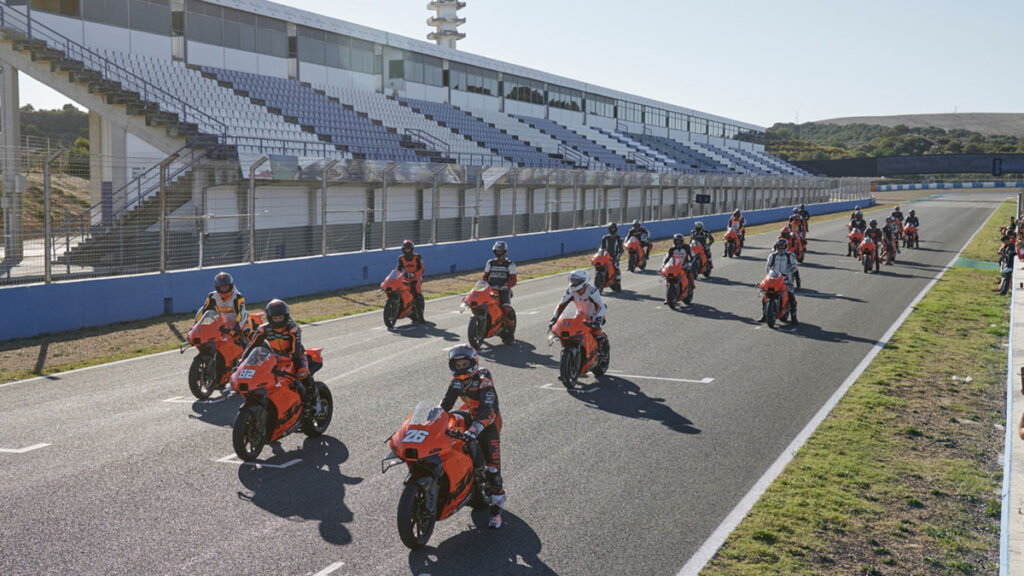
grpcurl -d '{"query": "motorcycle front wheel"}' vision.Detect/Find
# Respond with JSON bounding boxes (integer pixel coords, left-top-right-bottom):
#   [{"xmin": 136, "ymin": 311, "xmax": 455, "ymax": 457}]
[
  {"xmin": 766, "ymin": 300, "xmax": 778, "ymax": 329},
  {"xmin": 560, "ymin": 345, "xmax": 581, "ymax": 388},
  {"xmin": 595, "ymin": 270, "xmax": 607, "ymax": 294},
  {"xmin": 232, "ymin": 405, "xmax": 267, "ymax": 461},
  {"xmin": 666, "ymin": 282, "xmax": 679, "ymax": 309},
  {"xmin": 863, "ymin": 254, "xmax": 873, "ymax": 273},
  {"xmin": 188, "ymin": 355, "xmax": 217, "ymax": 400},
  {"xmin": 383, "ymin": 297, "xmax": 400, "ymax": 329},
  {"xmin": 725, "ymin": 241, "xmax": 735, "ymax": 259},
  {"xmin": 397, "ymin": 483, "xmax": 436, "ymax": 550},
  {"xmin": 468, "ymin": 314, "xmax": 486, "ymax": 350},
  {"xmin": 302, "ymin": 382, "xmax": 333, "ymax": 437}
]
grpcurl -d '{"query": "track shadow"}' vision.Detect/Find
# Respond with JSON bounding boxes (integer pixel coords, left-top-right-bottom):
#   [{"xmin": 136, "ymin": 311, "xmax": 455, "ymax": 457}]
[
  {"xmin": 795, "ymin": 287, "xmax": 866, "ymax": 303},
  {"xmin": 390, "ymin": 320, "xmax": 461, "ymax": 342},
  {"xmin": 236, "ymin": 436, "xmax": 362, "ymax": 546},
  {"xmin": 569, "ymin": 375, "xmax": 701, "ymax": 435},
  {"xmin": 798, "ymin": 261, "xmax": 844, "ymax": 272},
  {"xmin": 604, "ymin": 287, "xmax": 662, "ymax": 303},
  {"xmin": 682, "ymin": 302, "xmax": 759, "ymax": 326},
  {"xmin": 778, "ymin": 321, "xmax": 878, "ymax": 345},
  {"xmin": 188, "ymin": 392, "xmax": 243, "ymax": 427},
  {"xmin": 695, "ymin": 275, "xmax": 735, "ymax": 287},
  {"xmin": 483, "ymin": 339, "xmax": 559, "ymax": 370},
  {"xmin": 406, "ymin": 510, "xmax": 556, "ymax": 575}
]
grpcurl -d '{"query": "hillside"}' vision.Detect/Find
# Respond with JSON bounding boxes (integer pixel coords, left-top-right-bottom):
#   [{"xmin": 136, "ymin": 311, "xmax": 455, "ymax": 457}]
[{"xmin": 812, "ymin": 113, "xmax": 1024, "ymax": 138}]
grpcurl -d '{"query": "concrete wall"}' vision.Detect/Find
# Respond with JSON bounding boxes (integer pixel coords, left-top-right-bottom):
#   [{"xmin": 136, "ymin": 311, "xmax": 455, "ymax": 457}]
[{"xmin": 2, "ymin": 198, "xmax": 872, "ymax": 341}]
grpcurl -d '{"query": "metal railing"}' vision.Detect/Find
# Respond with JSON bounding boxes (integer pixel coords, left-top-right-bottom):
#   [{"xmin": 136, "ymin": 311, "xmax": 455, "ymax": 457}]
[{"xmin": 0, "ymin": 3, "xmax": 226, "ymax": 139}]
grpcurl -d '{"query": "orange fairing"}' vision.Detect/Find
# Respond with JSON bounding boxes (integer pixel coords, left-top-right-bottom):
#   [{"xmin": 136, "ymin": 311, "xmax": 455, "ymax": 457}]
[
  {"xmin": 659, "ymin": 254, "xmax": 692, "ymax": 303},
  {"xmin": 724, "ymin": 227, "xmax": 740, "ymax": 243},
  {"xmin": 859, "ymin": 237, "xmax": 875, "ymax": 255},
  {"xmin": 230, "ymin": 347, "xmax": 304, "ymax": 443},
  {"xmin": 590, "ymin": 250, "xmax": 615, "ymax": 289},
  {"xmin": 758, "ymin": 272, "xmax": 791, "ymax": 317},
  {"xmin": 690, "ymin": 241, "xmax": 710, "ymax": 275},
  {"xmin": 624, "ymin": 235, "xmax": 641, "ymax": 253},
  {"xmin": 388, "ymin": 402, "xmax": 477, "ymax": 521},
  {"xmin": 462, "ymin": 281, "xmax": 508, "ymax": 340},
  {"xmin": 381, "ymin": 270, "xmax": 418, "ymax": 322},
  {"xmin": 549, "ymin": 309, "xmax": 600, "ymax": 376},
  {"xmin": 187, "ymin": 311, "xmax": 248, "ymax": 386}
]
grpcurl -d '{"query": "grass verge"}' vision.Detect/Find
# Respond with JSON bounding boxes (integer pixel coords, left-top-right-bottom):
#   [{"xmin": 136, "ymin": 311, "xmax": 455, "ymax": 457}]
[
  {"xmin": 700, "ymin": 201, "xmax": 1013, "ymax": 575},
  {"xmin": 0, "ymin": 197, "xmax": 912, "ymax": 384}
]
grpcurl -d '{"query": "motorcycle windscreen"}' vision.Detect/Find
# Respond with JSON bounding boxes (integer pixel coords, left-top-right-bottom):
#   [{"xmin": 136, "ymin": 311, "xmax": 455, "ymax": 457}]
[
  {"xmin": 239, "ymin": 346, "xmax": 274, "ymax": 368},
  {"xmin": 557, "ymin": 301, "xmax": 581, "ymax": 321},
  {"xmin": 196, "ymin": 310, "xmax": 219, "ymax": 325},
  {"xmin": 408, "ymin": 401, "xmax": 445, "ymax": 427},
  {"xmin": 468, "ymin": 280, "xmax": 489, "ymax": 293}
]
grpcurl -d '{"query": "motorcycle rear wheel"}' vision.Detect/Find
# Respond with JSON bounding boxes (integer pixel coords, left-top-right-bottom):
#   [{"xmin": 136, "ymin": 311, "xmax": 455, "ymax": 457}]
[
  {"xmin": 560, "ymin": 346, "xmax": 580, "ymax": 388},
  {"xmin": 397, "ymin": 483, "xmax": 436, "ymax": 550},
  {"xmin": 301, "ymin": 382, "xmax": 333, "ymax": 437},
  {"xmin": 232, "ymin": 405, "xmax": 267, "ymax": 462},
  {"xmin": 383, "ymin": 298, "xmax": 400, "ymax": 329}
]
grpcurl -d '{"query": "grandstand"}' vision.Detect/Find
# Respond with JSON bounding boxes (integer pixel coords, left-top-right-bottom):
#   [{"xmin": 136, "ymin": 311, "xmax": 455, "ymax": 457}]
[{"xmin": 0, "ymin": 0, "xmax": 823, "ymax": 285}]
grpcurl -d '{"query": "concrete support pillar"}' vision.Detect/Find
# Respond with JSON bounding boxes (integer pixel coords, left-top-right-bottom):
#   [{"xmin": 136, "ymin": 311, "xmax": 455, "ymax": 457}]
[
  {"xmin": 89, "ymin": 111, "xmax": 127, "ymax": 224},
  {"xmin": 1, "ymin": 61, "xmax": 24, "ymax": 264}
]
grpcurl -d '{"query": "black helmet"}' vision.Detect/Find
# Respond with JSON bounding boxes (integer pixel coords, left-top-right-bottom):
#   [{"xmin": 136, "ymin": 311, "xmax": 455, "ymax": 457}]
[
  {"xmin": 799, "ymin": 203, "xmax": 805, "ymax": 209},
  {"xmin": 401, "ymin": 239, "xmax": 415, "ymax": 253},
  {"xmin": 694, "ymin": 221, "xmax": 704, "ymax": 232},
  {"xmin": 492, "ymin": 240, "xmax": 508, "ymax": 258},
  {"xmin": 869, "ymin": 219, "xmax": 878, "ymax": 228},
  {"xmin": 793, "ymin": 207, "xmax": 800, "ymax": 213},
  {"xmin": 608, "ymin": 222, "xmax": 618, "ymax": 233},
  {"xmin": 732, "ymin": 209, "xmax": 740, "ymax": 216},
  {"xmin": 214, "ymin": 272, "xmax": 234, "ymax": 294},
  {"xmin": 885, "ymin": 217, "xmax": 893, "ymax": 223},
  {"xmin": 909, "ymin": 210, "xmax": 915, "ymax": 216},
  {"xmin": 672, "ymin": 233, "xmax": 685, "ymax": 247},
  {"xmin": 775, "ymin": 238, "xmax": 789, "ymax": 252},
  {"xmin": 448, "ymin": 344, "xmax": 479, "ymax": 381},
  {"xmin": 631, "ymin": 219, "xmax": 640, "ymax": 227},
  {"xmin": 266, "ymin": 299, "xmax": 290, "ymax": 330}
]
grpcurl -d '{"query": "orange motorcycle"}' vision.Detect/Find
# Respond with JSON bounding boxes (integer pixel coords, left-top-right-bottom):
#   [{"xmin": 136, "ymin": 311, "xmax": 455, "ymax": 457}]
[
  {"xmin": 723, "ymin": 226, "xmax": 743, "ymax": 258},
  {"xmin": 903, "ymin": 223, "xmax": 919, "ymax": 248},
  {"xmin": 758, "ymin": 271, "xmax": 794, "ymax": 329},
  {"xmin": 787, "ymin": 233, "xmax": 806, "ymax": 263},
  {"xmin": 625, "ymin": 235, "xmax": 649, "ymax": 272},
  {"xmin": 892, "ymin": 217, "xmax": 904, "ymax": 244},
  {"xmin": 549, "ymin": 307, "xmax": 609, "ymax": 388},
  {"xmin": 182, "ymin": 311, "xmax": 262, "ymax": 399},
  {"xmin": 461, "ymin": 281, "xmax": 516, "ymax": 348},
  {"xmin": 847, "ymin": 226, "xmax": 864, "ymax": 258},
  {"xmin": 380, "ymin": 270, "xmax": 423, "ymax": 328},
  {"xmin": 859, "ymin": 237, "xmax": 877, "ymax": 273},
  {"xmin": 660, "ymin": 254, "xmax": 694, "ymax": 308},
  {"xmin": 229, "ymin": 346, "xmax": 332, "ymax": 461},
  {"xmin": 591, "ymin": 249, "xmax": 621, "ymax": 293},
  {"xmin": 690, "ymin": 241, "xmax": 712, "ymax": 278},
  {"xmin": 882, "ymin": 236, "xmax": 897, "ymax": 265},
  {"xmin": 382, "ymin": 402, "xmax": 491, "ymax": 550}
]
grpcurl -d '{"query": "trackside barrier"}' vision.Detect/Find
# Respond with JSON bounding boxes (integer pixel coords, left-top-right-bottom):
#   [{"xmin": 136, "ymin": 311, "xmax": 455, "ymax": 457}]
[
  {"xmin": 874, "ymin": 181, "xmax": 1024, "ymax": 192},
  {"xmin": 0, "ymin": 198, "xmax": 872, "ymax": 341}
]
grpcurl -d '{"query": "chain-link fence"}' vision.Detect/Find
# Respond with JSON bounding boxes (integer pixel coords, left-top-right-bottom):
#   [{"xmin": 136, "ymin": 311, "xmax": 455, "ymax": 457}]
[{"xmin": 0, "ymin": 148, "xmax": 874, "ymax": 287}]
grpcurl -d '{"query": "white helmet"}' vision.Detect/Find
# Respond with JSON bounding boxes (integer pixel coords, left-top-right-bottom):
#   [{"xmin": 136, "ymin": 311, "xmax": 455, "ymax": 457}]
[{"xmin": 569, "ymin": 269, "xmax": 590, "ymax": 289}]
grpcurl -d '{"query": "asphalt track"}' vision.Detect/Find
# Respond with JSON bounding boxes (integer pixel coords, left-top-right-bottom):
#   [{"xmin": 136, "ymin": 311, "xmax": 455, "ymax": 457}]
[{"xmin": 0, "ymin": 192, "xmax": 1007, "ymax": 576}]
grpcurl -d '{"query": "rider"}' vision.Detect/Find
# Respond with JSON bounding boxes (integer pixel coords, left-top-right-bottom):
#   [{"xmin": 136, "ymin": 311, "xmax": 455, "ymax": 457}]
[
  {"xmin": 690, "ymin": 221, "xmax": 714, "ymax": 271},
  {"xmin": 440, "ymin": 344, "xmax": 506, "ymax": 529},
  {"xmin": 664, "ymin": 233, "xmax": 696, "ymax": 289},
  {"xmin": 850, "ymin": 208, "xmax": 867, "ymax": 232},
  {"xmin": 550, "ymin": 269, "xmax": 609, "ymax": 348},
  {"xmin": 396, "ymin": 240, "xmax": 425, "ymax": 322},
  {"xmin": 728, "ymin": 209, "xmax": 747, "ymax": 245},
  {"xmin": 759, "ymin": 238, "xmax": 799, "ymax": 325},
  {"xmin": 483, "ymin": 241, "xmax": 517, "ymax": 338},
  {"xmin": 904, "ymin": 209, "xmax": 920, "ymax": 240},
  {"xmin": 881, "ymin": 217, "xmax": 898, "ymax": 262},
  {"xmin": 791, "ymin": 208, "xmax": 807, "ymax": 236},
  {"xmin": 601, "ymin": 222, "xmax": 625, "ymax": 283},
  {"xmin": 242, "ymin": 299, "xmax": 315, "ymax": 408},
  {"xmin": 864, "ymin": 219, "xmax": 883, "ymax": 271},
  {"xmin": 891, "ymin": 205, "xmax": 905, "ymax": 224},
  {"xmin": 195, "ymin": 271, "xmax": 252, "ymax": 340},
  {"xmin": 627, "ymin": 219, "xmax": 653, "ymax": 264},
  {"xmin": 788, "ymin": 215, "xmax": 806, "ymax": 245},
  {"xmin": 797, "ymin": 203, "xmax": 810, "ymax": 231}
]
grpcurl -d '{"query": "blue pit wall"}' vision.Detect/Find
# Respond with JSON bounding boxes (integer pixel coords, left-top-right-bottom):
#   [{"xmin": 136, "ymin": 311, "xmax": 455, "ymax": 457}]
[{"xmin": 2, "ymin": 198, "xmax": 872, "ymax": 341}]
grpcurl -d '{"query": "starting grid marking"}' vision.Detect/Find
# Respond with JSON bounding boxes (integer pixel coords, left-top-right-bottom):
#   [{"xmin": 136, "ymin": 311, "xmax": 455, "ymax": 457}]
[
  {"xmin": 163, "ymin": 395, "xmax": 231, "ymax": 404},
  {"xmin": 0, "ymin": 443, "xmax": 51, "ymax": 454},
  {"xmin": 607, "ymin": 372, "xmax": 715, "ymax": 384},
  {"xmin": 215, "ymin": 454, "xmax": 302, "ymax": 469},
  {"xmin": 539, "ymin": 383, "xmax": 600, "ymax": 393},
  {"xmin": 313, "ymin": 561, "xmax": 345, "ymax": 576}
]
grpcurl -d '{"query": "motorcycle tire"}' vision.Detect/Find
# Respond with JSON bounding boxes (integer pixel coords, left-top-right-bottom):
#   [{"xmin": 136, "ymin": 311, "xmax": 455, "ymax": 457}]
[
  {"xmin": 702, "ymin": 267, "xmax": 711, "ymax": 279},
  {"xmin": 726, "ymin": 242, "xmax": 735, "ymax": 259},
  {"xmin": 188, "ymin": 355, "xmax": 218, "ymax": 400},
  {"xmin": 397, "ymin": 482, "xmax": 436, "ymax": 550},
  {"xmin": 560, "ymin": 346, "xmax": 580, "ymax": 388},
  {"xmin": 628, "ymin": 253, "xmax": 637, "ymax": 272},
  {"xmin": 468, "ymin": 315, "xmax": 486, "ymax": 350},
  {"xmin": 682, "ymin": 283, "xmax": 694, "ymax": 305},
  {"xmin": 796, "ymin": 251, "xmax": 804, "ymax": 264},
  {"xmin": 593, "ymin": 338, "xmax": 610, "ymax": 377},
  {"xmin": 232, "ymin": 405, "xmax": 267, "ymax": 462},
  {"xmin": 863, "ymin": 254, "xmax": 873, "ymax": 273},
  {"xmin": 595, "ymin": 270, "xmax": 607, "ymax": 294},
  {"xmin": 383, "ymin": 297, "xmax": 400, "ymax": 329},
  {"xmin": 666, "ymin": 282, "xmax": 680, "ymax": 309},
  {"xmin": 301, "ymin": 382, "xmax": 333, "ymax": 437},
  {"xmin": 766, "ymin": 300, "xmax": 778, "ymax": 329}
]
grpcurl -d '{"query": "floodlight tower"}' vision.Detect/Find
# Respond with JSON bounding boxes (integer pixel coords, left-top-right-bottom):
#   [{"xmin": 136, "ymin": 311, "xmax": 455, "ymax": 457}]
[{"xmin": 427, "ymin": 1, "xmax": 466, "ymax": 50}]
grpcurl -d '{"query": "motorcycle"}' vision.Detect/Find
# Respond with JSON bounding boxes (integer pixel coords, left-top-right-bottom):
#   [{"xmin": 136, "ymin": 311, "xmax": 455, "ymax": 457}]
[
  {"xmin": 660, "ymin": 253, "xmax": 694, "ymax": 308},
  {"xmin": 758, "ymin": 272, "xmax": 794, "ymax": 329},
  {"xmin": 882, "ymin": 236, "xmax": 897, "ymax": 265},
  {"xmin": 382, "ymin": 402, "xmax": 491, "ymax": 550},
  {"xmin": 625, "ymin": 235, "xmax": 649, "ymax": 272},
  {"xmin": 229, "ymin": 346, "xmax": 332, "ymax": 461},
  {"xmin": 461, "ymin": 280, "xmax": 515, "ymax": 348},
  {"xmin": 591, "ymin": 249, "xmax": 622, "ymax": 293},
  {"xmin": 181, "ymin": 311, "xmax": 262, "ymax": 399},
  {"xmin": 548, "ymin": 305, "xmax": 609, "ymax": 388},
  {"xmin": 847, "ymin": 226, "xmax": 864, "ymax": 258},
  {"xmin": 380, "ymin": 270, "xmax": 422, "ymax": 328},
  {"xmin": 903, "ymin": 223, "xmax": 919, "ymax": 248},
  {"xmin": 788, "ymin": 234, "xmax": 806, "ymax": 263},
  {"xmin": 859, "ymin": 237, "xmax": 877, "ymax": 273},
  {"xmin": 690, "ymin": 241, "xmax": 712, "ymax": 278},
  {"xmin": 723, "ymin": 226, "xmax": 743, "ymax": 258}
]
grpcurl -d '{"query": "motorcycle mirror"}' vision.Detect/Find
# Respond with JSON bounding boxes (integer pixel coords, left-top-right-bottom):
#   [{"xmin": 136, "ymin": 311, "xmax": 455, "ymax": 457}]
[{"xmin": 381, "ymin": 452, "xmax": 403, "ymax": 474}]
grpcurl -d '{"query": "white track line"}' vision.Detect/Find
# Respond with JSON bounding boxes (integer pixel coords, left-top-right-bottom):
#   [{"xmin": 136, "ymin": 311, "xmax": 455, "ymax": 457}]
[
  {"xmin": 0, "ymin": 443, "xmax": 51, "ymax": 454},
  {"xmin": 215, "ymin": 454, "xmax": 301, "ymax": 469},
  {"xmin": 607, "ymin": 372, "xmax": 714, "ymax": 384},
  {"xmin": 677, "ymin": 202, "xmax": 999, "ymax": 576},
  {"xmin": 313, "ymin": 561, "xmax": 345, "ymax": 576}
]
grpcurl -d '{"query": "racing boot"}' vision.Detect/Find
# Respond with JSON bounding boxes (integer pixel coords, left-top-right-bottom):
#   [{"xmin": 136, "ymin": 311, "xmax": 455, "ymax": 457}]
[
  {"xmin": 486, "ymin": 466, "xmax": 506, "ymax": 529},
  {"xmin": 414, "ymin": 293, "xmax": 426, "ymax": 323}
]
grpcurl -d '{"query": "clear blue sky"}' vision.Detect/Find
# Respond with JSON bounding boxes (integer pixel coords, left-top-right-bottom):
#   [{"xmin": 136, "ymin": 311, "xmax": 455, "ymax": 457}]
[{"xmin": 21, "ymin": 0, "xmax": 1024, "ymax": 127}]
